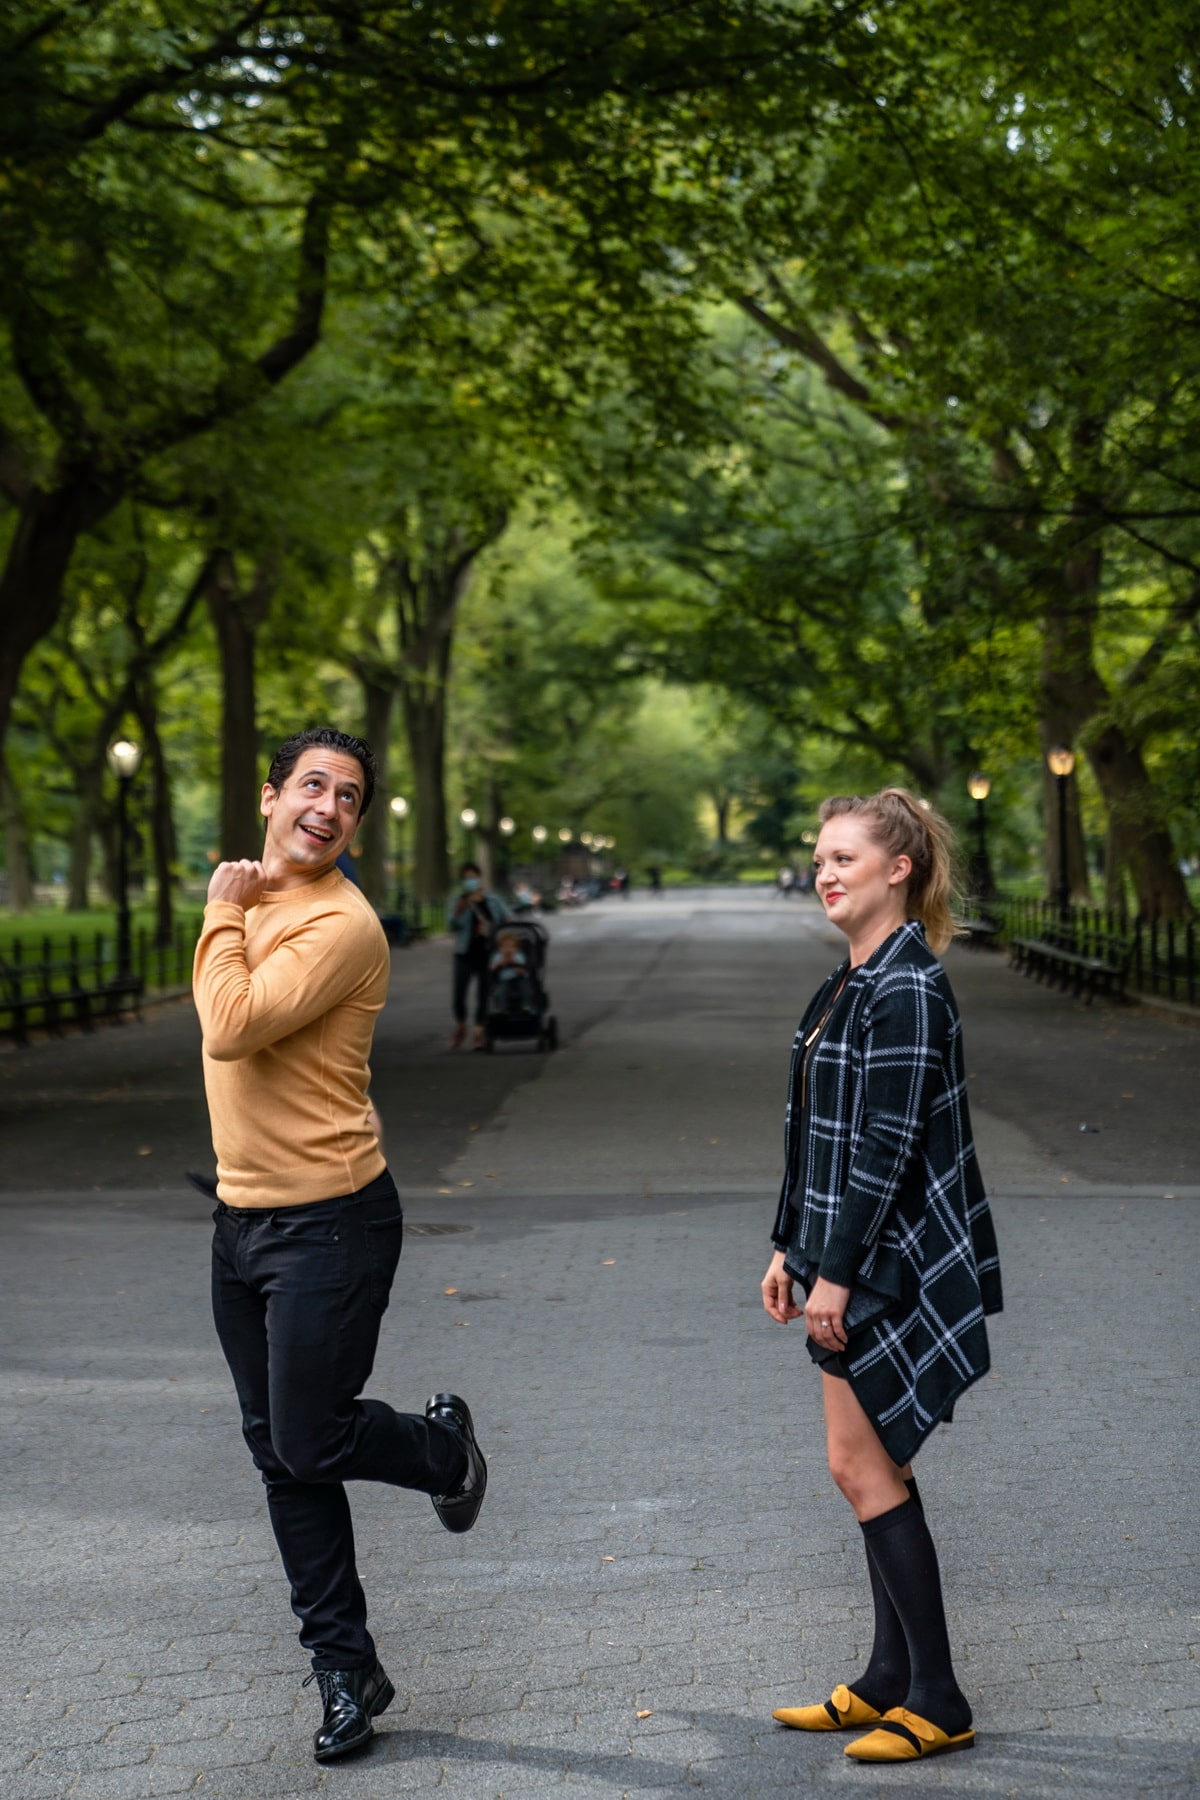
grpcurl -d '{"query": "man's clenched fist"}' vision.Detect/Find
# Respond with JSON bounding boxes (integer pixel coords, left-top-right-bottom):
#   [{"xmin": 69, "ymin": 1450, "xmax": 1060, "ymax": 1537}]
[{"xmin": 207, "ymin": 859, "xmax": 268, "ymax": 911}]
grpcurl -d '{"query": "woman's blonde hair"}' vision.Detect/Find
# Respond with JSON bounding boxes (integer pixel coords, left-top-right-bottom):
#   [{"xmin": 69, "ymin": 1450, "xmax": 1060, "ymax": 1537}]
[{"xmin": 817, "ymin": 787, "xmax": 960, "ymax": 955}]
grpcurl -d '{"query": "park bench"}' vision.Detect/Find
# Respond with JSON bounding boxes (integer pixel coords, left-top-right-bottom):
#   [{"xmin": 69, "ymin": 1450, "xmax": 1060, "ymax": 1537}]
[
  {"xmin": 955, "ymin": 913, "xmax": 1001, "ymax": 949},
  {"xmin": 1009, "ymin": 924, "xmax": 1133, "ymax": 1005},
  {"xmin": 0, "ymin": 944, "xmax": 143, "ymax": 1045}
]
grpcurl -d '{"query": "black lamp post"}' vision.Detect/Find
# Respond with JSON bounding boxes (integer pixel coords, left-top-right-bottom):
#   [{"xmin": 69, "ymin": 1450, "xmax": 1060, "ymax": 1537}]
[
  {"xmin": 966, "ymin": 772, "xmax": 993, "ymax": 902},
  {"xmin": 1046, "ymin": 746, "xmax": 1076, "ymax": 917},
  {"xmin": 106, "ymin": 737, "xmax": 142, "ymax": 980},
  {"xmin": 498, "ymin": 813, "xmax": 515, "ymax": 886},
  {"xmin": 459, "ymin": 805, "xmax": 478, "ymax": 865},
  {"xmin": 389, "ymin": 795, "xmax": 409, "ymax": 915}
]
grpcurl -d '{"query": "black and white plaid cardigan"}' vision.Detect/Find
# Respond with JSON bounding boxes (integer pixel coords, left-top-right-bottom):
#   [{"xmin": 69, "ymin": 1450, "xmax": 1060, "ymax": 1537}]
[{"xmin": 772, "ymin": 919, "xmax": 1003, "ymax": 1466}]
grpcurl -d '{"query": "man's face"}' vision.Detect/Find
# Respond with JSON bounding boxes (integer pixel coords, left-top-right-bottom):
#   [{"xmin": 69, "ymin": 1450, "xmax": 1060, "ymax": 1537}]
[{"xmin": 260, "ymin": 748, "xmax": 365, "ymax": 879}]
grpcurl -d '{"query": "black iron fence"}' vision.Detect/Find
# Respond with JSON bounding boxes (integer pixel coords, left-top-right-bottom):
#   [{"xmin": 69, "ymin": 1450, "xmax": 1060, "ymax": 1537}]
[
  {"xmin": 994, "ymin": 898, "xmax": 1198, "ymax": 1007},
  {"xmin": 1, "ymin": 900, "xmax": 456, "ymax": 1042},
  {"xmin": 1, "ymin": 916, "xmax": 203, "ymax": 1042}
]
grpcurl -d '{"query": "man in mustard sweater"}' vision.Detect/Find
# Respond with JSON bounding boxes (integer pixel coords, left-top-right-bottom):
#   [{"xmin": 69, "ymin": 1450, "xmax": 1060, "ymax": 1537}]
[{"xmin": 194, "ymin": 726, "xmax": 486, "ymax": 1764}]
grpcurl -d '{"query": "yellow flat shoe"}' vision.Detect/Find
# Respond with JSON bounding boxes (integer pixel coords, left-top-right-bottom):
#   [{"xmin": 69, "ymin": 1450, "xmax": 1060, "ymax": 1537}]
[
  {"xmin": 773, "ymin": 1684, "xmax": 884, "ymax": 1731},
  {"xmin": 844, "ymin": 1706, "xmax": 975, "ymax": 1761}
]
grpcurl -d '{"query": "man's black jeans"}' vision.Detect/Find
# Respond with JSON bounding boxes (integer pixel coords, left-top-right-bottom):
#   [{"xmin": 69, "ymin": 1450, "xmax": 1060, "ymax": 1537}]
[
  {"xmin": 210, "ymin": 1170, "xmax": 464, "ymax": 1671},
  {"xmin": 452, "ymin": 939, "xmax": 491, "ymax": 1024}
]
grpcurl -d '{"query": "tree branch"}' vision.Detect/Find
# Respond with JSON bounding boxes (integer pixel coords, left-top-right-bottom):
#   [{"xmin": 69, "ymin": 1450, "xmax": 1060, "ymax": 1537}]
[
  {"xmin": 72, "ymin": 3, "xmax": 276, "ymax": 143},
  {"xmin": 735, "ymin": 290, "xmax": 907, "ymax": 433},
  {"xmin": 1122, "ymin": 581, "xmax": 1200, "ymax": 694},
  {"xmin": 132, "ymin": 185, "xmax": 332, "ymax": 459}
]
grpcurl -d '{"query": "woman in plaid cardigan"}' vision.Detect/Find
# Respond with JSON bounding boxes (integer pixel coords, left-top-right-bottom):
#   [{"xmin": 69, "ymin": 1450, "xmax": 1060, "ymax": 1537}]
[{"xmin": 761, "ymin": 789, "xmax": 1002, "ymax": 1765}]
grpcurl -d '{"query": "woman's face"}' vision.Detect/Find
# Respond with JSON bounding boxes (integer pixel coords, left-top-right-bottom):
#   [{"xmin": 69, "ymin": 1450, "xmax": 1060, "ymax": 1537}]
[{"xmin": 812, "ymin": 814, "xmax": 910, "ymax": 943}]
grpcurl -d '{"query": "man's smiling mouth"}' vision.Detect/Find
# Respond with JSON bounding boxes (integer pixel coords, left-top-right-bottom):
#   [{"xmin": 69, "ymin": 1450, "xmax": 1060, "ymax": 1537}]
[{"xmin": 299, "ymin": 824, "xmax": 334, "ymax": 844}]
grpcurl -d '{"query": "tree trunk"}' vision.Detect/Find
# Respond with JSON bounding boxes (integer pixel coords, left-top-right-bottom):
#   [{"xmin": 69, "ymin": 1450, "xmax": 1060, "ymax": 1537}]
[
  {"xmin": 0, "ymin": 471, "xmax": 122, "ymax": 755},
  {"xmin": 67, "ymin": 761, "xmax": 105, "ymax": 910},
  {"xmin": 135, "ymin": 683, "xmax": 177, "ymax": 945},
  {"xmin": 401, "ymin": 670, "xmax": 451, "ymax": 907},
  {"xmin": 1103, "ymin": 820, "xmax": 1125, "ymax": 912},
  {"xmin": 1085, "ymin": 725, "xmax": 1191, "ymax": 919},
  {"xmin": 1039, "ymin": 545, "xmax": 1189, "ymax": 917},
  {"xmin": 355, "ymin": 674, "xmax": 394, "ymax": 907},
  {"xmin": 205, "ymin": 551, "xmax": 274, "ymax": 860},
  {"xmin": 0, "ymin": 757, "xmax": 35, "ymax": 910},
  {"xmin": 714, "ymin": 793, "xmax": 731, "ymax": 844}
]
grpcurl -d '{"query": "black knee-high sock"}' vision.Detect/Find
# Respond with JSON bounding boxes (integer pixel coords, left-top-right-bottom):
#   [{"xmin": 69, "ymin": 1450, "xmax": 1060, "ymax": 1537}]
[
  {"xmin": 851, "ymin": 1477, "xmax": 922, "ymax": 1711},
  {"xmin": 860, "ymin": 1497, "xmax": 972, "ymax": 1736}
]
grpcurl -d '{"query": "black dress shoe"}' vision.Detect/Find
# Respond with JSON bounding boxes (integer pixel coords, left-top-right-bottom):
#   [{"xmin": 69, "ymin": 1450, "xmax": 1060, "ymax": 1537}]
[
  {"xmin": 426, "ymin": 1392, "xmax": 488, "ymax": 1533},
  {"xmin": 305, "ymin": 1658, "xmax": 395, "ymax": 1761}
]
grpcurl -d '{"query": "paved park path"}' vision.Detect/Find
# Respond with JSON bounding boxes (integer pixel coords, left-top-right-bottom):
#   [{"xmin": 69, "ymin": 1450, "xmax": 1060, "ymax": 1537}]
[{"xmin": 2, "ymin": 889, "xmax": 1197, "ymax": 1798}]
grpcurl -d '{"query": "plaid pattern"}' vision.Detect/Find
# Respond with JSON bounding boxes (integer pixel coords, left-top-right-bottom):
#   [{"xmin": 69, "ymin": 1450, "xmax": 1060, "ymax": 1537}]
[{"xmin": 772, "ymin": 921, "xmax": 1002, "ymax": 1466}]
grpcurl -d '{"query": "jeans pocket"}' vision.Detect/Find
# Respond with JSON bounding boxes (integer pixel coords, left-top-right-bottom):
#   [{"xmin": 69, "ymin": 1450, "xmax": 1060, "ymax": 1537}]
[
  {"xmin": 267, "ymin": 1207, "xmax": 341, "ymax": 1245},
  {"xmin": 365, "ymin": 1213, "xmax": 404, "ymax": 1310}
]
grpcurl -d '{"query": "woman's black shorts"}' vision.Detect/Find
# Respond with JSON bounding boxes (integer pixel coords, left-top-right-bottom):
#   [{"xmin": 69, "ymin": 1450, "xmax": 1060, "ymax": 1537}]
[{"xmin": 806, "ymin": 1335, "xmax": 848, "ymax": 1379}]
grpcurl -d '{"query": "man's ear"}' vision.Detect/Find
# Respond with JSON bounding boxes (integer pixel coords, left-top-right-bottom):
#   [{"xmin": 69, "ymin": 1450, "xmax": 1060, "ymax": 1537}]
[{"xmin": 260, "ymin": 781, "xmax": 277, "ymax": 820}]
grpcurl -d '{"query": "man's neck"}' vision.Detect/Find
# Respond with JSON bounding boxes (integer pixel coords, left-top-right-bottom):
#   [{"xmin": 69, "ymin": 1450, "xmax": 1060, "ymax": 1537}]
[{"xmin": 261, "ymin": 851, "xmax": 338, "ymax": 894}]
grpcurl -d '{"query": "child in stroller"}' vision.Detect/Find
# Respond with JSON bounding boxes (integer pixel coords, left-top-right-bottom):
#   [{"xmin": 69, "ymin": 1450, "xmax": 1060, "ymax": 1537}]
[
  {"xmin": 483, "ymin": 921, "xmax": 558, "ymax": 1051},
  {"xmin": 490, "ymin": 930, "xmax": 536, "ymax": 1012}
]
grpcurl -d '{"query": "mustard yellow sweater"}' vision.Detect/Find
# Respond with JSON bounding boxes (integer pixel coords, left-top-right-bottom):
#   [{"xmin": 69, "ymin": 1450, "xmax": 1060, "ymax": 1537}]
[{"xmin": 194, "ymin": 868, "xmax": 389, "ymax": 1208}]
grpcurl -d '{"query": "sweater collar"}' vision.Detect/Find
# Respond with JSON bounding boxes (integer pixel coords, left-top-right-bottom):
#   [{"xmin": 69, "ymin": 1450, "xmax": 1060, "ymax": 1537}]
[{"xmin": 847, "ymin": 917, "xmax": 928, "ymax": 982}]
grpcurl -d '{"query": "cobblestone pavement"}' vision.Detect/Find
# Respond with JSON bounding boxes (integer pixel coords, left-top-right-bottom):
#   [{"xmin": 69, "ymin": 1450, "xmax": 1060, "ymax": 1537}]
[{"xmin": 2, "ymin": 892, "xmax": 1197, "ymax": 1797}]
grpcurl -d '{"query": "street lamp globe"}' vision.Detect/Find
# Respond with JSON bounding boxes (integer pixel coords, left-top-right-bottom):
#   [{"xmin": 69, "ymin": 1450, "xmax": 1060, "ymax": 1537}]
[
  {"xmin": 532, "ymin": 825, "xmax": 547, "ymax": 844},
  {"xmin": 389, "ymin": 795, "xmax": 409, "ymax": 820},
  {"xmin": 557, "ymin": 827, "xmax": 572, "ymax": 843},
  {"xmin": 106, "ymin": 738, "xmax": 142, "ymax": 780},
  {"xmin": 1046, "ymin": 746, "xmax": 1075, "ymax": 779},
  {"xmin": 967, "ymin": 773, "xmax": 990, "ymax": 803},
  {"xmin": 499, "ymin": 816, "xmax": 516, "ymax": 836},
  {"xmin": 460, "ymin": 807, "xmax": 478, "ymax": 829}
]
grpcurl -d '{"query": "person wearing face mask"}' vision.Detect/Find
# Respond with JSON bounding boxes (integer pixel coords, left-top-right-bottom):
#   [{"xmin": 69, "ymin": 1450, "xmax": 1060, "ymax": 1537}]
[{"xmin": 446, "ymin": 861, "xmax": 509, "ymax": 1049}]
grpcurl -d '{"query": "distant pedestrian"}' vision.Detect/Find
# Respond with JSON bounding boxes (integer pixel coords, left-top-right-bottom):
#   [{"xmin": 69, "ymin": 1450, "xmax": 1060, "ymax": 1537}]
[
  {"xmin": 194, "ymin": 727, "xmax": 487, "ymax": 1765},
  {"xmin": 762, "ymin": 787, "xmax": 1002, "ymax": 1764},
  {"xmin": 446, "ymin": 862, "xmax": 508, "ymax": 1049},
  {"xmin": 647, "ymin": 865, "xmax": 663, "ymax": 895}
]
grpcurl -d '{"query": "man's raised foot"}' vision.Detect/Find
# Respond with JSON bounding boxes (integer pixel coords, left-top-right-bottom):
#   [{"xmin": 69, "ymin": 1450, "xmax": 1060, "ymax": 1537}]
[{"xmin": 426, "ymin": 1392, "xmax": 488, "ymax": 1532}]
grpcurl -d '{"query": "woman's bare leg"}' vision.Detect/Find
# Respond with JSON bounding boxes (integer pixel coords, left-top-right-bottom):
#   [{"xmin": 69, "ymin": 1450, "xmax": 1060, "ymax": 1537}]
[{"xmin": 821, "ymin": 1373, "xmax": 909, "ymax": 1520}]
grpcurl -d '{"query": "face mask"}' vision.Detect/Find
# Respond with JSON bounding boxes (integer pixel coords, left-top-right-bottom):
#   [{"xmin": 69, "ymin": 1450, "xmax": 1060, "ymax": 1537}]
[{"xmin": 463, "ymin": 876, "xmax": 481, "ymax": 893}]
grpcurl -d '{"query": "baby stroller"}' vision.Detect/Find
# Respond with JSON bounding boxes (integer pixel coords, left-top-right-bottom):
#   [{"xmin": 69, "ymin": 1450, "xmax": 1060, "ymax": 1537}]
[{"xmin": 483, "ymin": 918, "xmax": 558, "ymax": 1053}]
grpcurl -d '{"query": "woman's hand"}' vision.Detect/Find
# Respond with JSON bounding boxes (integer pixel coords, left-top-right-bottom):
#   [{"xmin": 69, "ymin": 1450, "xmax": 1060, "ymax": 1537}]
[
  {"xmin": 761, "ymin": 1250, "xmax": 804, "ymax": 1324},
  {"xmin": 804, "ymin": 1276, "xmax": 851, "ymax": 1351}
]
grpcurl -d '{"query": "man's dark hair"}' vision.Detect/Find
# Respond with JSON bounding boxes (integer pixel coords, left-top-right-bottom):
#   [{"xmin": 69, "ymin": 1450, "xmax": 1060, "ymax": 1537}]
[
  {"xmin": 459, "ymin": 861, "xmax": 481, "ymax": 878},
  {"xmin": 266, "ymin": 727, "xmax": 377, "ymax": 817}
]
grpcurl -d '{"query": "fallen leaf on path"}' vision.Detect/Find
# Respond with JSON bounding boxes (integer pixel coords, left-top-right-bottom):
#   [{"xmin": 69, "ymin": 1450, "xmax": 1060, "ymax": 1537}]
[
  {"xmin": 459, "ymin": 1180, "xmax": 474, "ymax": 1188},
  {"xmin": 453, "ymin": 1320, "xmax": 468, "ymax": 1327},
  {"xmin": 437, "ymin": 1187, "xmax": 453, "ymax": 1195},
  {"xmin": 602, "ymin": 1556, "xmax": 615, "ymax": 1562},
  {"xmin": 636, "ymin": 1710, "xmax": 652, "ymax": 1720},
  {"xmin": 444, "ymin": 1288, "xmax": 458, "ymax": 1295},
  {"xmin": 602, "ymin": 1259, "xmax": 615, "ymax": 1266},
  {"xmin": 137, "ymin": 1146, "xmax": 152, "ymax": 1156}
]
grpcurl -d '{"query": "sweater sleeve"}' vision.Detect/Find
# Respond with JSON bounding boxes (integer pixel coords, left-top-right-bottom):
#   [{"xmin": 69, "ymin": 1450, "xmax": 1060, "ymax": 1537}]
[
  {"xmin": 818, "ymin": 971, "xmax": 947, "ymax": 1287},
  {"xmin": 194, "ymin": 900, "xmax": 378, "ymax": 1061}
]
